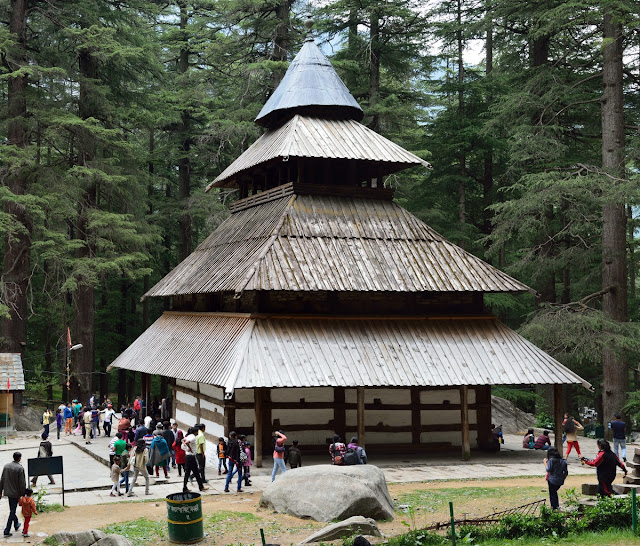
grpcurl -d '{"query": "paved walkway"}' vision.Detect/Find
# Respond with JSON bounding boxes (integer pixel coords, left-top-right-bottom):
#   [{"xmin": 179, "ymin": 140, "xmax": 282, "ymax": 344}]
[{"xmin": 0, "ymin": 429, "xmax": 621, "ymax": 543}]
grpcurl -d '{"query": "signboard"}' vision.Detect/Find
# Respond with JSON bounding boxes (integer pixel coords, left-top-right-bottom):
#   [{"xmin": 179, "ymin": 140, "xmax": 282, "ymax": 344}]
[{"xmin": 27, "ymin": 456, "xmax": 65, "ymax": 505}]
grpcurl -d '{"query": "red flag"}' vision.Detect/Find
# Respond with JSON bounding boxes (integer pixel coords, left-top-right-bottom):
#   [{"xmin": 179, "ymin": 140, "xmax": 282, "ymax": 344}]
[{"xmin": 67, "ymin": 327, "xmax": 72, "ymax": 349}]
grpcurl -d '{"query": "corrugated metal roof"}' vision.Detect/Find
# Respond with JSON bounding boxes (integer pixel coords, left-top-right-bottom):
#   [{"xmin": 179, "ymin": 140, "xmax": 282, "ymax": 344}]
[
  {"xmin": 208, "ymin": 116, "xmax": 430, "ymax": 189},
  {"xmin": 108, "ymin": 313, "xmax": 591, "ymax": 393},
  {"xmin": 0, "ymin": 354, "xmax": 25, "ymax": 391},
  {"xmin": 255, "ymin": 37, "xmax": 363, "ymax": 128},
  {"xmin": 144, "ymin": 193, "xmax": 531, "ymax": 299}
]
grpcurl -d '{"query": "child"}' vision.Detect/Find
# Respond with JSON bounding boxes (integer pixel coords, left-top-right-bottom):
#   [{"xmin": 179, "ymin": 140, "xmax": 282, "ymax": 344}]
[
  {"xmin": 119, "ymin": 444, "xmax": 131, "ymax": 493},
  {"xmin": 217, "ymin": 437, "xmax": 228, "ymax": 475},
  {"xmin": 243, "ymin": 441, "xmax": 253, "ymax": 487},
  {"xmin": 173, "ymin": 430, "xmax": 186, "ymax": 477},
  {"xmin": 110, "ymin": 456, "xmax": 122, "ymax": 497},
  {"xmin": 18, "ymin": 488, "xmax": 37, "ymax": 538},
  {"xmin": 288, "ymin": 440, "xmax": 302, "ymax": 468},
  {"xmin": 55, "ymin": 409, "xmax": 63, "ymax": 440}
]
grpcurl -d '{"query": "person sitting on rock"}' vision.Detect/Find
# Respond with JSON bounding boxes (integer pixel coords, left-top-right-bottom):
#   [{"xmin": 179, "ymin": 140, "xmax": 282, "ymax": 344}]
[
  {"xmin": 534, "ymin": 430, "xmax": 552, "ymax": 450},
  {"xmin": 522, "ymin": 428, "xmax": 535, "ymax": 449}
]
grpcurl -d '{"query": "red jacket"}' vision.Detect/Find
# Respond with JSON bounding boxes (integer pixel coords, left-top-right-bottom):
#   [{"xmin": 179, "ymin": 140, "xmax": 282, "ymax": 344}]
[{"xmin": 173, "ymin": 438, "xmax": 186, "ymax": 465}]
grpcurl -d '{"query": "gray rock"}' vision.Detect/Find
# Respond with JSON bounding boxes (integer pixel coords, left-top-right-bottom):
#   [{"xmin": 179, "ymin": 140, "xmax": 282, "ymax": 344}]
[
  {"xmin": 13, "ymin": 407, "xmax": 41, "ymax": 432},
  {"xmin": 75, "ymin": 529, "xmax": 107, "ymax": 546},
  {"xmin": 299, "ymin": 516, "xmax": 381, "ymax": 543},
  {"xmin": 96, "ymin": 535, "xmax": 134, "ymax": 546},
  {"xmin": 50, "ymin": 531, "xmax": 76, "ymax": 544},
  {"xmin": 260, "ymin": 465, "xmax": 394, "ymax": 522}
]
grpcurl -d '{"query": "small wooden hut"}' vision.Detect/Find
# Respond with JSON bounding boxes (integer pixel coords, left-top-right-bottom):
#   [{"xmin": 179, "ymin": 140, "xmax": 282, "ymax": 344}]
[
  {"xmin": 0, "ymin": 353, "xmax": 25, "ymax": 426},
  {"xmin": 109, "ymin": 20, "xmax": 589, "ymax": 464}
]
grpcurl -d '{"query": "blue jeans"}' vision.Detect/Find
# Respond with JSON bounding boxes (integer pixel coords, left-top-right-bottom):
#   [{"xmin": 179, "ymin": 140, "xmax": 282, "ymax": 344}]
[
  {"xmin": 119, "ymin": 470, "xmax": 130, "ymax": 492},
  {"xmin": 224, "ymin": 460, "xmax": 243, "ymax": 491},
  {"xmin": 614, "ymin": 438, "xmax": 626, "ymax": 460},
  {"xmin": 271, "ymin": 458, "xmax": 286, "ymax": 482},
  {"xmin": 4, "ymin": 497, "xmax": 18, "ymax": 535},
  {"xmin": 548, "ymin": 482, "xmax": 561, "ymax": 509}
]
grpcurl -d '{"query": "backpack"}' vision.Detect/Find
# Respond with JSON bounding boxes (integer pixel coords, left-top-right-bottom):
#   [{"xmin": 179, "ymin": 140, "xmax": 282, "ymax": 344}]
[
  {"xmin": 344, "ymin": 447, "xmax": 360, "ymax": 465},
  {"xmin": 332, "ymin": 443, "xmax": 344, "ymax": 465},
  {"xmin": 239, "ymin": 449, "xmax": 248, "ymax": 463},
  {"xmin": 528, "ymin": 436, "xmax": 535, "ymax": 449}
]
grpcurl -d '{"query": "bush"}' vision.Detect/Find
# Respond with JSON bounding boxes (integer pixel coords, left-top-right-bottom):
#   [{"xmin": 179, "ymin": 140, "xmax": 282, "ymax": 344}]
[{"xmin": 581, "ymin": 495, "xmax": 631, "ymax": 532}]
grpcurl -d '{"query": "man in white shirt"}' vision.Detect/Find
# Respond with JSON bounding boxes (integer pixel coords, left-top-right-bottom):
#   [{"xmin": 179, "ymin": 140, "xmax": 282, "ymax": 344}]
[
  {"xmin": 182, "ymin": 427, "xmax": 205, "ymax": 493},
  {"xmin": 101, "ymin": 405, "xmax": 115, "ymax": 437}
]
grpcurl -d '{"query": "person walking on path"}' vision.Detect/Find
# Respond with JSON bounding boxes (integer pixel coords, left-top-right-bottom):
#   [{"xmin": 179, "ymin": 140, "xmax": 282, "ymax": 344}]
[
  {"xmin": 217, "ymin": 437, "xmax": 228, "ymax": 475},
  {"xmin": 196, "ymin": 424, "xmax": 207, "ymax": 483},
  {"xmin": 582, "ymin": 438, "xmax": 627, "ymax": 497},
  {"xmin": 102, "ymin": 404, "xmax": 115, "ymax": 437},
  {"xmin": 83, "ymin": 406, "xmax": 92, "ymax": 444},
  {"xmin": 91, "ymin": 407, "xmax": 100, "ymax": 438},
  {"xmin": 182, "ymin": 427, "xmax": 206, "ymax": 493},
  {"xmin": 271, "ymin": 430, "xmax": 287, "ymax": 482},
  {"xmin": 41, "ymin": 408, "xmax": 52, "ymax": 438},
  {"xmin": 287, "ymin": 440, "xmax": 302, "ymax": 468},
  {"xmin": 162, "ymin": 421, "xmax": 175, "ymax": 470},
  {"xmin": 243, "ymin": 440, "xmax": 253, "ymax": 487},
  {"xmin": 64, "ymin": 403, "xmax": 73, "ymax": 435},
  {"xmin": 119, "ymin": 444, "xmax": 131, "ymax": 493},
  {"xmin": 0, "ymin": 452, "xmax": 26, "ymax": 537},
  {"xmin": 173, "ymin": 431, "xmax": 186, "ymax": 477},
  {"xmin": 118, "ymin": 414, "xmax": 131, "ymax": 443},
  {"xmin": 224, "ymin": 431, "xmax": 243, "ymax": 493},
  {"xmin": 31, "ymin": 434, "xmax": 55, "ymax": 487},
  {"xmin": 544, "ymin": 447, "xmax": 568, "ymax": 510},
  {"xmin": 563, "ymin": 414, "xmax": 584, "ymax": 459},
  {"xmin": 55, "ymin": 409, "xmax": 63, "ymax": 440},
  {"xmin": 18, "ymin": 488, "xmax": 36, "ymax": 538},
  {"xmin": 609, "ymin": 413, "xmax": 627, "ymax": 461},
  {"xmin": 150, "ymin": 429, "xmax": 170, "ymax": 478},
  {"xmin": 110, "ymin": 456, "xmax": 122, "ymax": 497},
  {"xmin": 126, "ymin": 440, "xmax": 150, "ymax": 497}
]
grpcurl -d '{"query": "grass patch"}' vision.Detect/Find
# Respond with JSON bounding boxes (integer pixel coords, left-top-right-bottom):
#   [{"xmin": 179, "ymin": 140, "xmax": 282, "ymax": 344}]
[
  {"xmin": 40, "ymin": 503, "xmax": 64, "ymax": 513},
  {"xmin": 206, "ymin": 511, "xmax": 261, "ymax": 525},
  {"xmin": 101, "ymin": 518, "xmax": 166, "ymax": 542},
  {"xmin": 467, "ymin": 528, "xmax": 640, "ymax": 545}
]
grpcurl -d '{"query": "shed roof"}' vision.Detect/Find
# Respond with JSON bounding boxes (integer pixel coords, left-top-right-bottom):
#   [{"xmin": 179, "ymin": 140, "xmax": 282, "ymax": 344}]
[
  {"xmin": 255, "ymin": 37, "xmax": 363, "ymax": 129},
  {"xmin": 209, "ymin": 115, "xmax": 430, "ymax": 189},
  {"xmin": 143, "ymin": 193, "xmax": 531, "ymax": 299},
  {"xmin": 108, "ymin": 312, "xmax": 591, "ymax": 394},
  {"xmin": 0, "ymin": 354, "xmax": 25, "ymax": 391}
]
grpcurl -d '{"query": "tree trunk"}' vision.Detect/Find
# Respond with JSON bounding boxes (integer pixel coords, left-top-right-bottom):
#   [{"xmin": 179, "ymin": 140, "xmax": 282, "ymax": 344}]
[
  {"xmin": 178, "ymin": 3, "xmax": 192, "ymax": 262},
  {"xmin": 2, "ymin": 0, "xmax": 30, "ymax": 356},
  {"xmin": 482, "ymin": 13, "xmax": 493, "ymax": 237},
  {"xmin": 368, "ymin": 7, "xmax": 380, "ymax": 132},
  {"xmin": 601, "ymin": 9, "xmax": 627, "ymax": 421},
  {"xmin": 345, "ymin": 6, "xmax": 358, "ymax": 90},
  {"xmin": 456, "ymin": 0, "xmax": 466, "ymax": 229},
  {"xmin": 272, "ymin": 0, "xmax": 292, "ymax": 88}
]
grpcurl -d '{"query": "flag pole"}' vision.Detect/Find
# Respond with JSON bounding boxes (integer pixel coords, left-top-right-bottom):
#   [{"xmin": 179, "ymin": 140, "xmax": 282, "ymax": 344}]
[{"xmin": 6, "ymin": 378, "xmax": 10, "ymax": 441}]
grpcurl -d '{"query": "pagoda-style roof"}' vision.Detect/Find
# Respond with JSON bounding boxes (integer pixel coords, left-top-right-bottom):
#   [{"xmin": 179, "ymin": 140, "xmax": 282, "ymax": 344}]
[
  {"xmin": 108, "ymin": 312, "xmax": 591, "ymax": 394},
  {"xmin": 209, "ymin": 115, "xmax": 430, "ymax": 189},
  {"xmin": 255, "ymin": 37, "xmax": 363, "ymax": 129},
  {"xmin": 144, "ymin": 191, "xmax": 531, "ymax": 299}
]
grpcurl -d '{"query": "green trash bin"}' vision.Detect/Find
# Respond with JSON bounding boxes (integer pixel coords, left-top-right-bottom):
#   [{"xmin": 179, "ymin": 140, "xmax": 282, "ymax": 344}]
[
  {"xmin": 166, "ymin": 491, "xmax": 204, "ymax": 543},
  {"xmin": 595, "ymin": 425, "xmax": 605, "ymax": 438}
]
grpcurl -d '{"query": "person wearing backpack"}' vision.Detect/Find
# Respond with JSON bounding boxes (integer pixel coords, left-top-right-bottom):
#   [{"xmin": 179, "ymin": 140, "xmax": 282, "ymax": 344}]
[
  {"xmin": 31, "ymin": 433, "xmax": 55, "ymax": 487},
  {"xmin": 345, "ymin": 437, "xmax": 367, "ymax": 465},
  {"xmin": 563, "ymin": 414, "xmax": 584, "ymax": 459},
  {"xmin": 329, "ymin": 434, "xmax": 346, "ymax": 465},
  {"xmin": 287, "ymin": 440, "xmax": 302, "ymax": 468},
  {"xmin": 544, "ymin": 447, "xmax": 568, "ymax": 509},
  {"xmin": 522, "ymin": 428, "xmax": 535, "ymax": 449},
  {"xmin": 271, "ymin": 430, "xmax": 287, "ymax": 482}
]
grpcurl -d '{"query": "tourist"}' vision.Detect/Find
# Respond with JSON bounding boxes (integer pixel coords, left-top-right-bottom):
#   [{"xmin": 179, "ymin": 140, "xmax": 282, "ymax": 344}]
[
  {"xmin": 162, "ymin": 421, "xmax": 175, "ymax": 470},
  {"xmin": 196, "ymin": 424, "xmax": 207, "ymax": 483},
  {"xmin": 118, "ymin": 413, "xmax": 131, "ymax": 443},
  {"xmin": 150, "ymin": 428, "xmax": 170, "ymax": 478},
  {"xmin": 110, "ymin": 456, "xmax": 122, "ymax": 497},
  {"xmin": 18, "ymin": 488, "xmax": 36, "ymax": 538},
  {"xmin": 55, "ymin": 408, "xmax": 63, "ymax": 440},
  {"xmin": 544, "ymin": 447, "xmax": 567, "ymax": 509},
  {"xmin": 243, "ymin": 440, "xmax": 253, "ymax": 487},
  {"xmin": 0, "ymin": 452, "xmax": 26, "ymax": 537},
  {"xmin": 347, "ymin": 437, "xmax": 367, "ymax": 464},
  {"xmin": 102, "ymin": 404, "xmax": 115, "ymax": 437},
  {"xmin": 119, "ymin": 444, "xmax": 131, "ymax": 493},
  {"xmin": 91, "ymin": 406, "xmax": 100, "ymax": 438},
  {"xmin": 217, "ymin": 437, "xmax": 228, "ymax": 475},
  {"xmin": 83, "ymin": 406, "xmax": 92, "ymax": 444},
  {"xmin": 534, "ymin": 430, "xmax": 552, "ymax": 450},
  {"xmin": 271, "ymin": 430, "xmax": 287, "ymax": 482},
  {"xmin": 113, "ymin": 432, "xmax": 127, "ymax": 462},
  {"xmin": 41, "ymin": 408, "xmax": 52, "ymax": 438},
  {"xmin": 182, "ymin": 427, "xmax": 206, "ymax": 492},
  {"xmin": 329, "ymin": 434, "xmax": 346, "ymax": 465},
  {"xmin": 609, "ymin": 413, "xmax": 627, "ymax": 461},
  {"xmin": 64, "ymin": 403, "xmax": 73, "ymax": 435},
  {"xmin": 133, "ymin": 397, "xmax": 141, "ymax": 424},
  {"xmin": 160, "ymin": 398, "xmax": 168, "ymax": 421},
  {"xmin": 287, "ymin": 440, "xmax": 302, "ymax": 468},
  {"xmin": 173, "ymin": 430, "xmax": 186, "ymax": 477},
  {"xmin": 582, "ymin": 438, "xmax": 627, "ymax": 497},
  {"xmin": 522, "ymin": 428, "xmax": 535, "ymax": 449},
  {"xmin": 563, "ymin": 414, "xmax": 584, "ymax": 459},
  {"xmin": 126, "ymin": 440, "xmax": 150, "ymax": 497},
  {"xmin": 31, "ymin": 433, "xmax": 55, "ymax": 487},
  {"xmin": 223, "ymin": 431, "xmax": 243, "ymax": 493}
]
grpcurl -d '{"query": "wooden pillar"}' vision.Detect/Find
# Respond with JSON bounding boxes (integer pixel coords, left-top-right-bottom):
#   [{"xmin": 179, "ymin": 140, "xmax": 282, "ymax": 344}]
[
  {"xmin": 460, "ymin": 385, "xmax": 471, "ymax": 460},
  {"xmin": 475, "ymin": 385, "xmax": 492, "ymax": 450},
  {"xmin": 255, "ymin": 388, "xmax": 263, "ymax": 468},
  {"xmin": 554, "ymin": 384, "xmax": 563, "ymax": 452},
  {"xmin": 411, "ymin": 388, "xmax": 421, "ymax": 445},
  {"xmin": 141, "ymin": 373, "xmax": 150, "ymax": 418},
  {"xmin": 357, "ymin": 387, "xmax": 365, "ymax": 446},
  {"xmin": 334, "ymin": 387, "xmax": 346, "ymax": 440}
]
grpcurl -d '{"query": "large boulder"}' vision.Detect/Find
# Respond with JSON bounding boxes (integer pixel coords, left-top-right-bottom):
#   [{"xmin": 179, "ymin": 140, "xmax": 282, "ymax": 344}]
[
  {"xmin": 260, "ymin": 465, "xmax": 394, "ymax": 522},
  {"xmin": 49, "ymin": 530, "xmax": 131, "ymax": 546},
  {"xmin": 13, "ymin": 406, "xmax": 41, "ymax": 431},
  {"xmin": 299, "ymin": 516, "xmax": 381, "ymax": 543}
]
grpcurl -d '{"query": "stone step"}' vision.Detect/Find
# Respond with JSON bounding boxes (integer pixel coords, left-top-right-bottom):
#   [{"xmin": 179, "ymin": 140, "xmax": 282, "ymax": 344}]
[
  {"xmin": 582, "ymin": 483, "xmax": 599, "ymax": 496},
  {"xmin": 634, "ymin": 447, "xmax": 640, "ymax": 458},
  {"xmin": 624, "ymin": 475, "xmax": 640, "ymax": 485},
  {"xmin": 625, "ymin": 460, "xmax": 640, "ymax": 470},
  {"xmin": 613, "ymin": 483, "xmax": 640, "ymax": 495},
  {"xmin": 579, "ymin": 494, "xmax": 628, "ymax": 510}
]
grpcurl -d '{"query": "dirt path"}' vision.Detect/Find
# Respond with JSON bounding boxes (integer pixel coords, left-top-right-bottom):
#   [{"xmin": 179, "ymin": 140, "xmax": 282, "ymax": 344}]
[{"xmin": 31, "ymin": 475, "xmax": 590, "ymax": 545}]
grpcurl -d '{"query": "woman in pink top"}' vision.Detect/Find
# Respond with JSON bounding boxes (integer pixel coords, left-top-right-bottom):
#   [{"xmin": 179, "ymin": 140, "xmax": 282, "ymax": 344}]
[{"xmin": 271, "ymin": 430, "xmax": 287, "ymax": 482}]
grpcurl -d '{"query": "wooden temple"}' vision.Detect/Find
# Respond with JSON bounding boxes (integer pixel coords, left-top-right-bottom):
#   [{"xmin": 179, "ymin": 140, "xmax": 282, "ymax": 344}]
[{"xmin": 109, "ymin": 18, "xmax": 590, "ymax": 465}]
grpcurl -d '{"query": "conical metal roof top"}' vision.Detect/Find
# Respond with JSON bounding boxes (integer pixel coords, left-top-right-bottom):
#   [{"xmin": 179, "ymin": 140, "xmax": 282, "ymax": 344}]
[{"xmin": 255, "ymin": 17, "xmax": 363, "ymax": 128}]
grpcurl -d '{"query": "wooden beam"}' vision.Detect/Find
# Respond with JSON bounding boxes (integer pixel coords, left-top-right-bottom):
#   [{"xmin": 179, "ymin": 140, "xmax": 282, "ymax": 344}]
[
  {"xmin": 554, "ymin": 384, "xmax": 563, "ymax": 452},
  {"xmin": 357, "ymin": 387, "xmax": 365, "ymax": 447},
  {"xmin": 255, "ymin": 388, "xmax": 263, "ymax": 468},
  {"xmin": 460, "ymin": 385, "xmax": 471, "ymax": 460},
  {"xmin": 173, "ymin": 382, "xmax": 224, "ymax": 408},
  {"xmin": 411, "ymin": 388, "xmax": 421, "ymax": 444}
]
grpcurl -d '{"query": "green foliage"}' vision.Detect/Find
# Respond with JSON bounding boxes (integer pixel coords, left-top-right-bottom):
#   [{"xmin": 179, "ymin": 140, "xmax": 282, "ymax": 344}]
[
  {"xmin": 492, "ymin": 386, "xmax": 545, "ymax": 414},
  {"xmin": 101, "ymin": 518, "xmax": 166, "ymax": 542}
]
